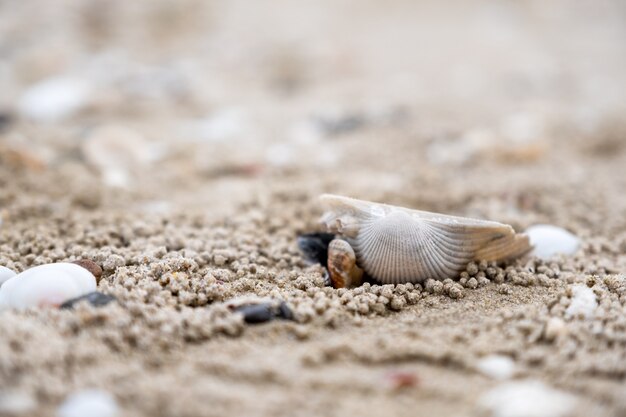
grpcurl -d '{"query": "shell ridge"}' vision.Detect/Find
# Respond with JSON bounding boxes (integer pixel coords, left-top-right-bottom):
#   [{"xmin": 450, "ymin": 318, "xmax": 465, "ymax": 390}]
[
  {"xmin": 408, "ymin": 208, "xmax": 510, "ymax": 230},
  {"xmin": 395, "ymin": 218, "xmax": 411, "ymax": 281},
  {"xmin": 355, "ymin": 218, "xmax": 387, "ymax": 281},
  {"xmin": 410, "ymin": 220, "xmax": 442, "ymax": 281},
  {"xmin": 423, "ymin": 221, "xmax": 505, "ymax": 246},
  {"xmin": 420, "ymin": 222, "xmax": 461, "ymax": 279},
  {"xmin": 424, "ymin": 223, "xmax": 476, "ymax": 270},
  {"xmin": 384, "ymin": 217, "xmax": 403, "ymax": 282},
  {"xmin": 424, "ymin": 225, "xmax": 469, "ymax": 265}
]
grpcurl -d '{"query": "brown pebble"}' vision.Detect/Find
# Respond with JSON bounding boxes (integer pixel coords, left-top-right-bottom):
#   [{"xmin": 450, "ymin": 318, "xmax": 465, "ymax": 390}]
[
  {"xmin": 385, "ymin": 370, "xmax": 419, "ymax": 390},
  {"xmin": 72, "ymin": 259, "xmax": 103, "ymax": 283}
]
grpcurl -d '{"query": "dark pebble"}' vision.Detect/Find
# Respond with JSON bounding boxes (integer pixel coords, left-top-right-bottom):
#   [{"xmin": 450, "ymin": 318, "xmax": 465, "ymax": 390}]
[
  {"xmin": 297, "ymin": 232, "xmax": 335, "ymax": 265},
  {"xmin": 277, "ymin": 301, "xmax": 294, "ymax": 320},
  {"xmin": 236, "ymin": 304, "xmax": 274, "ymax": 324},
  {"xmin": 235, "ymin": 302, "xmax": 295, "ymax": 324},
  {"xmin": 72, "ymin": 259, "xmax": 103, "ymax": 283},
  {"xmin": 314, "ymin": 113, "xmax": 367, "ymax": 137},
  {"xmin": 0, "ymin": 112, "xmax": 13, "ymax": 132},
  {"xmin": 60, "ymin": 291, "xmax": 117, "ymax": 309}
]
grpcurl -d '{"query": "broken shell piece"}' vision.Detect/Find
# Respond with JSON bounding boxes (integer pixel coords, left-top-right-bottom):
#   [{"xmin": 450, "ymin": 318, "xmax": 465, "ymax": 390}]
[
  {"xmin": 320, "ymin": 194, "xmax": 531, "ymax": 284},
  {"xmin": 327, "ymin": 239, "xmax": 363, "ymax": 288},
  {"xmin": 0, "ymin": 263, "xmax": 97, "ymax": 310},
  {"xmin": 0, "ymin": 266, "xmax": 17, "ymax": 287}
]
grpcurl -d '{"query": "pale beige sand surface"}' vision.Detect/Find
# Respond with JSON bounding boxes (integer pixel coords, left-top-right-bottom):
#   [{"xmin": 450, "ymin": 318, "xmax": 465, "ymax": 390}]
[{"xmin": 0, "ymin": 1, "xmax": 625, "ymax": 416}]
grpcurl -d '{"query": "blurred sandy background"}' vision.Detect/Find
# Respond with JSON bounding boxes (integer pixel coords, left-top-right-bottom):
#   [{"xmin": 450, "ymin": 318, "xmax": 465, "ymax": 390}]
[{"xmin": 1, "ymin": 1, "xmax": 626, "ymax": 416}]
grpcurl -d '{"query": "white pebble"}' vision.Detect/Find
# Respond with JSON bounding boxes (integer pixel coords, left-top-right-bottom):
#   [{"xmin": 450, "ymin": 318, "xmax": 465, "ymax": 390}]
[
  {"xmin": 190, "ymin": 109, "xmax": 247, "ymax": 142},
  {"xmin": 18, "ymin": 76, "xmax": 92, "ymax": 122},
  {"xmin": 0, "ymin": 263, "xmax": 96, "ymax": 310},
  {"xmin": 265, "ymin": 143, "xmax": 294, "ymax": 167},
  {"xmin": 476, "ymin": 355, "xmax": 516, "ymax": 380},
  {"xmin": 478, "ymin": 380, "xmax": 576, "ymax": 417},
  {"xmin": 0, "ymin": 266, "xmax": 17, "ymax": 287},
  {"xmin": 57, "ymin": 390, "xmax": 119, "ymax": 417},
  {"xmin": 565, "ymin": 284, "xmax": 597, "ymax": 319},
  {"xmin": 544, "ymin": 317, "xmax": 568, "ymax": 341},
  {"xmin": 0, "ymin": 390, "xmax": 37, "ymax": 414},
  {"xmin": 525, "ymin": 224, "xmax": 580, "ymax": 259}
]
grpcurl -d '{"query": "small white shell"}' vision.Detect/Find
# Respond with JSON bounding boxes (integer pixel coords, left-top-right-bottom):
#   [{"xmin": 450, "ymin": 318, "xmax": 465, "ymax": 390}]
[
  {"xmin": 58, "ymin": 390, "xmax": 119, "ymax": 417},
  {"xmin": 0, "ymin": 263, "xmax": 96, "ymax": 310},
  {"xmin": 320, "ymin": 194, "xmax": 531, "ymax": 284},
  {"xmin": 0, "ymin": 266, "xmax": 17, "ymax": 287},
  {"xmin": 525, "ymin": 224, "xmax": 580, "ymax": 260}
]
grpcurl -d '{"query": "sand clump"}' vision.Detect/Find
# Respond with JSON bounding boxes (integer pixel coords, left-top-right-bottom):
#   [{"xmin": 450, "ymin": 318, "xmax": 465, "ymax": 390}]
[{"xmin": 1, "ymin": 0, "xmax": 626, "ymax": 416}]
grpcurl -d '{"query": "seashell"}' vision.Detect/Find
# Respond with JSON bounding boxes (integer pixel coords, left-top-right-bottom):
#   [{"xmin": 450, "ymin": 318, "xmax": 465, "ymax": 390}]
[
  {"xmin": 525, "ymin": 224, "xmax": 580, "ymax": 260},
  {"xmin": 0, "ymin": 263, "xmax": 97, "ymax": 310},
  {"xmin": 327, "ymin": 239, "xmax": 363, "ymax": 288},
  {"xmin": 0, "ymin": 266, "xmax": 17, "ymax": 287},
  {"xmin": 57, "ymin": 389, "xmax": 119, "ymax": 417},
  {"xmin": 320, "ymin": 194, "xmax": 531, "ymax": 284}
]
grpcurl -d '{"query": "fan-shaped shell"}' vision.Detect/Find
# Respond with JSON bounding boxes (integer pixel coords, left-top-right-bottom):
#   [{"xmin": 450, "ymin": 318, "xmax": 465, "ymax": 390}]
[{"xmin": 320, "ymin": 194, "xmax": 531, "ymax": 284}]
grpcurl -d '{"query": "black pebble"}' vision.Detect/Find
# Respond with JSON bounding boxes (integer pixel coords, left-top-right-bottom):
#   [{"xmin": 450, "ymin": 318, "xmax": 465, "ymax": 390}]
[
  {"xmin": 236, "ymin": 304, "xmax": 274, "ymax": 324},
  {"xmin": 60, "ymin": 291, "xmax": 117, "ymax": 309},
  {"xmin": 235, "ymin": 302, "xmax": 295, "ymax": 324},
  {"xmin": 0, "ymin": 112, "xmax": 12, "ymax": 132},
  {"xmin": 314, "ymin": 113, "xmax": 367, "ymax": 137},
  {"xmin": 277, "ymin": 301, "xmax": 294, "ymax": 320},
  {"xmin": 297, "ymin": 232, "xmax": 335, "ymax": 265}
]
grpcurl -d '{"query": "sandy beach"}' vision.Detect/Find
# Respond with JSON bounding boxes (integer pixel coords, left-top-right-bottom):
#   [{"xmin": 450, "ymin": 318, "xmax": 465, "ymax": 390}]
[{"xmin": 1, "ymin": 1, "xmax": 625, "ymax": 416}]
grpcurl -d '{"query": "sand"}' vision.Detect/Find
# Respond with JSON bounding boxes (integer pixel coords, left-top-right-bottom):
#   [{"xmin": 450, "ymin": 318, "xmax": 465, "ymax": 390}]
[{"xmin": 1, "ymin": 0, "xmax": 626, "ymax": 416}]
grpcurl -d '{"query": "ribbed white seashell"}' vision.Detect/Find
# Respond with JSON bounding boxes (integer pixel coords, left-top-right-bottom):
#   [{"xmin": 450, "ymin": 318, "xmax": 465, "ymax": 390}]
[
  {"xmin": 320, "ymin": 194, "xmax": 531, "ymax": 284},
  {"xmin": 0, "ymin": 266, "xmax": 17, "ymax": 287},
  {"xmin": 0, "ymin": 263, "xmax": 96, "ymax": 310}
]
